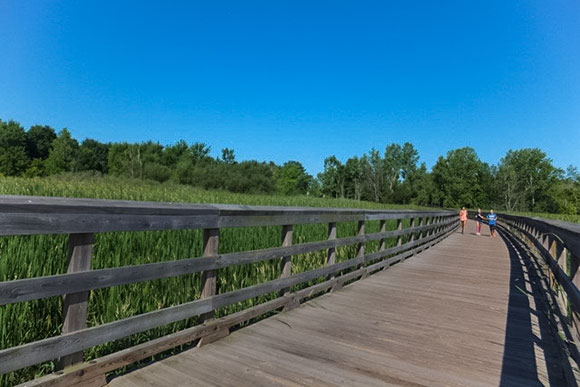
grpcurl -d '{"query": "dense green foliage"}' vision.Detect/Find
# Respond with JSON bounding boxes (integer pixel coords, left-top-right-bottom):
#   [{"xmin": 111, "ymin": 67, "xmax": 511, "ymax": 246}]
[
  {"xmin": 1, "ymin": 118, "xmax": 578, "ymax": 216},
  {"xmin": 318, "ymin": 145, "xmax": 580, "ymax": 216},
  {"xmin": 0, "ymin": 119, "xmax": 315, "ymax": 197}
]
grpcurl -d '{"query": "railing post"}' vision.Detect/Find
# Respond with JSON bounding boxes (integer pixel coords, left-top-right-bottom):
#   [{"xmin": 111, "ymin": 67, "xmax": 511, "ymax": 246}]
[
  {"xmin": 197, "ymin": 228, "xmax": 227, "ymax": 347},
  {"xmin": 553, "ymin": 241, "xmax": 568, "ymax": 305},
  {"xmin": 280, "ymin": 224, "xmax": 293, "ymax": 296},
  {"xmin": 379, "ymin": 220, "xmax": 387, "ymax": 271},
  {"xmin": 379, "ymin": 220, "xmax": 386, "ymax": 252},
  {"xmin": 327, "ymin": 222, "xmax": 337, "ymax": 267},
  {"xmin": 570, "ymin": 252, "xmax": 580, "ymax": 342},
  {"xmin": 542, "ymin": 233, "xmax": 550, "ymax": 251},
  {"xmin": 200, "ymin": 228, "xmax": 220, "ymax": 322},
  {"xmin": 424, "ymin": 217, "xmax": 432, "ymax": 237},
  {"xmin": 59, "ymin": 232, "xmax": 94, "ymax": 369},
  {"xmin": 357, "ymin": 220, "xmax": 365, "ymax": 269},
  {"xmin": 396, "ymin": 218, "xmax": 403, "ymax": 247},
  {"xmin": 327, "ymin": 222, "xmax": 341, "ymax": 291},
  {"xmin": 417, "ymin": 217, "xmax": 425, "ymax": 240},
  {"xmin": 409, "ymin": 217, "xmax": 416, "ymax": 242}
]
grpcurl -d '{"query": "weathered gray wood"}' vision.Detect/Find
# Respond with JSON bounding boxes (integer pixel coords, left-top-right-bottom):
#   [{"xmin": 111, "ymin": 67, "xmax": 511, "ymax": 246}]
[
  {"xmin": 59, "ymin": 233, "xmax": 94, "ymax": 369},
  {"xmin": 0, "ymin": 219, "xmax": 452, "ymax": 305},
  {"xmin": 424, "ymin": 217, "xmax": 432, "ymax": 237},
  {"xmin": 396, "ymin": 218, "xmax": 403, "ymax": 246},
  {"xmin": 500, "ymin": 212, "xmax": 580, "ymax": 257},
  {"xmin": 357, "ymin": 220, "xmax": 365, "ymax": 256},
  {"xmin": 357, "ymin": 220, "xmax": 365, "ymax": 270},
  {"xmin": 0, "ymin": 213, "xmax": 219, "ymax": 236},
  {"xmin": 417, "ymin": 217, "xmax": 424, "ymax": 240},
  {"xmin": 409, "ymin": 217, "xmax": 416, "ymax": 243},
  {"xmin": 23, "ymin": 296, "xmax": 293, "ymax": 387},
  {"xmin": 0, "ymin": 195, "xmax": 453, "ymax": 235},
  {"xmin": 279, "ymin": 225, "xmax": 293, "ymax": 296},
  {"xmin": 378, "ymin": 220, "xmax": 386, "ymax": 252},
  {"xmin": 326, "ymin": 222, "xmax": 337, "ymax": 266},
  {"xmin": 200, "ymin": 228, "xmax": 219, "ymax": 322}
]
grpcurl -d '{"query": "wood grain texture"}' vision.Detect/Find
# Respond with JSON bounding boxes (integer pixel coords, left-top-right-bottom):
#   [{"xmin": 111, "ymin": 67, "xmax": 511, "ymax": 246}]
[
  {"xmin": 199, "ymin": 228, "xmax": 219, "ymax": 322},
  {"xmin": 58, "ymin": 233, "xmax": 94, "ymax": 369},
  {"xmin": 279, "ymin": 224, "xmax": 293, "ymax": 296},
  {"xmin": 0, "ymin": 195, "xmax": 453, "ymax": 235},
  {"xmin": 108, "ymin": 220, "xmax": 573, "ymax": 387}
]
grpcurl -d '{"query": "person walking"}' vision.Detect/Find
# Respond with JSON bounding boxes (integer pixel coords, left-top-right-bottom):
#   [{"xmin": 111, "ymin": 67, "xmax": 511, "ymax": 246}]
[
  {"xmin": 459, "ymin": 207, "xmax": 467, "ymax": 234},
  {"xmin": 487, "ymin": 210, "xmax": 498, "ymax": 237},
  {"xmin": 475, "ymin": 208, "xmax": 484, "ymax": 235}
]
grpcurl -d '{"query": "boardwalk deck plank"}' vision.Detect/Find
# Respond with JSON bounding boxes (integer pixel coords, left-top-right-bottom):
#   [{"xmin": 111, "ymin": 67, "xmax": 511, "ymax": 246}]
[{"xmin": 109, "ymin": 221, "xmax": 569, "ymax": 386}]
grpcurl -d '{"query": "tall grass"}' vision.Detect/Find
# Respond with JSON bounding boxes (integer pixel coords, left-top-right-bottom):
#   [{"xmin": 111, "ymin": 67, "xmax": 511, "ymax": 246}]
[{"xmin": 0, "ymin": 175, "xmax": 419, "ymax": 386}]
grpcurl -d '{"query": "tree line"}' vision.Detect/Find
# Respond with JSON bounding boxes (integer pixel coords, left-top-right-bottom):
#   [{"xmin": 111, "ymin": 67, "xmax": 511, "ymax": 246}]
[
  {"xmin": 1, "ymin": 118, "xmax": 578, "ymax": 214},
  {"xmin": 320, "ymin": 145, "xmax": 579, "ymax": 215}
]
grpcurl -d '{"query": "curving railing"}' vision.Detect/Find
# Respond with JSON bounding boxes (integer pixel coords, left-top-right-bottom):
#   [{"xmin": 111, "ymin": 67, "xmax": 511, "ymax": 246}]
[
  {"xmin": 499, "ymin": 214, "xmax": 580, "ymax": 348},
  {"xmin": 0, "ymin": 196, "xmax": 457, "ymax": 386}
]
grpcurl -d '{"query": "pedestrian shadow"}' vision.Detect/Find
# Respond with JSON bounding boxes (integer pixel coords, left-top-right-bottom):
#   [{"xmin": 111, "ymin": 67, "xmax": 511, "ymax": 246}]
[{"xmin": 499, "ymin": 231, "xmax": 577, "ymax": 386}]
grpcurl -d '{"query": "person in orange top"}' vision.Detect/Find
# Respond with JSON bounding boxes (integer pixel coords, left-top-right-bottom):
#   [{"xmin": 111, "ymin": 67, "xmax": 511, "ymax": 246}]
[{"xmin": 459, "ymin": 207, "xmax": 468, "ymax": 234}]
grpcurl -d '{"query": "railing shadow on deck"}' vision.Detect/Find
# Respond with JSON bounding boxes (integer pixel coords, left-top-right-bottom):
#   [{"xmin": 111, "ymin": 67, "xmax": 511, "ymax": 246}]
[{"xmin": 499, "ymin": 229, "xmax": 577, "ymax": 387}]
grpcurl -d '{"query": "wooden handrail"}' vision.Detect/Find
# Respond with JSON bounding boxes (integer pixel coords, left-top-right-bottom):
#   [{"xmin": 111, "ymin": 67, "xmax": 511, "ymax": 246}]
[
  {"xmin": 0, "ymin": 195, "xmax": 452, "ymax": 235},
  {"xmin": 497, "ymin": 213, "xmax": 580, "ymax": 346},
  {"xmin": 0, "ymin": 195, "xmax": 457, "ymax": 383}
]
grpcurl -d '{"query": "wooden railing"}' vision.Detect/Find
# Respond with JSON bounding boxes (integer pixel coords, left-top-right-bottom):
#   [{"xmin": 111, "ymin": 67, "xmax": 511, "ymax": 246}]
[
  {"xmin": 0, "ymin": 196, "xmax": 458, "ymax": 386},
  {"xmin": 498, "ymin": 214, "xmax": 580, "ymax": 346}
]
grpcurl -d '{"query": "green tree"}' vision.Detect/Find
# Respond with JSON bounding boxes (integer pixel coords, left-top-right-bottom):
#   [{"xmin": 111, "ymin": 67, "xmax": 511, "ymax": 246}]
[
  {"xmin": 77, "ymin": 139, "xmax": 109, "ymax": 173},
  {"xmin": 383, "ymin": 144, "xmax": 402, "ymax": 200},
  {"xmin": 26, "ymin": 125, "xmax": 56, "ymax": 160},
  {"xmin": 497, "ymin": 149, "xmax": 561, "ymax": 212},
  {"xmin": 275, "ymin": 161, "xmax": 311, "ymax": 195},
  {"xmin": 362, "ymin": 149, "xmax": 385, "ymax": 202},
  {"xmin": 161, "ymin": 140, "xmax": 189, "ymax": 169},
  {"xmin": 399, "ymin": 142, "xmax": 419, "ymax": 180},
  {"xmin": 108, "ymin": 141, "xmax": 165, "ymax": 180},
  {"xmin": 318, "ymin": 156, "xmax": 346, "ymax": 198},
  {"xmin": 431, "ymin": 147, "xmax": 490, "ymax": 208},
  {"xmin": 345, "ymin": 157, "xmax": 364, "ymax": 200},
  {"xmin": 220, "ymin": 148, "xmax": 236, "ymax": 164},
  {"xmin": 45, "ymin": 129, "xmax": 79, "ymax": 174},
  {"xmin": 408, "ymin": 163, "xmax": 434, "ymax": 205},
  {"xmin": 189, "ymin": 142, "xmax": 211, "ymax": 161},
  {"xmin": 0, "ymin": 120, "xmax": 30, "ymax": 176}
]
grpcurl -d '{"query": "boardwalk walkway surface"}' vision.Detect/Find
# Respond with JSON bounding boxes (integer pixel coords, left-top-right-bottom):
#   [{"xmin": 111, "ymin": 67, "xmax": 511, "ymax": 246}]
[{"xmin": 109, "ymin": 220, "xmax": 572, "ymax": 387}]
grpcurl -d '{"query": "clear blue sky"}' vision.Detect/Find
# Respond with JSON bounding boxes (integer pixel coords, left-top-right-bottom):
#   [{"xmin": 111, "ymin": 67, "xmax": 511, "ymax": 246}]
[{"xmin": 1, "ymin": 1, "xmax": 578, "ymax": 175}]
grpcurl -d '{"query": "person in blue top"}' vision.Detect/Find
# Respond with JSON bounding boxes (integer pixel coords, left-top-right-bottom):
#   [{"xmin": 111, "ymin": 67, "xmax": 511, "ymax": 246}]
[{"xmin": 487, "ymin": 210, "xmax": 498, "ymax": 238}]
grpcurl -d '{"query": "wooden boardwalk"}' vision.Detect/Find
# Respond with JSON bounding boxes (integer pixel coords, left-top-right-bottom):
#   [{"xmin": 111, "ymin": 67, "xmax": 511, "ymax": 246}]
[{"xmin": 109, "ymin": 220, "xmax": 572, "ymax": 387}]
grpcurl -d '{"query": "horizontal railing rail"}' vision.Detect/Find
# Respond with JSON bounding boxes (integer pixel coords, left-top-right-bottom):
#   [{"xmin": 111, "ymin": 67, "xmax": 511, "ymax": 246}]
[
  {"xmin": 0, "ymin": 195, "xmax": 458, "ymax": 386},
  {"xmin": 0, "ymin": 195, "xmax": 451, "ymax": 235}
]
